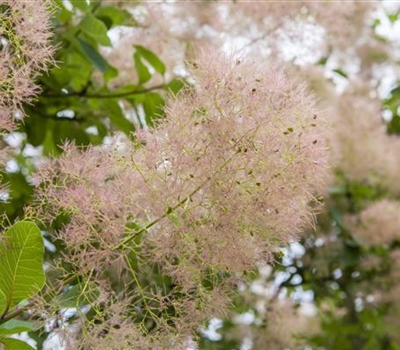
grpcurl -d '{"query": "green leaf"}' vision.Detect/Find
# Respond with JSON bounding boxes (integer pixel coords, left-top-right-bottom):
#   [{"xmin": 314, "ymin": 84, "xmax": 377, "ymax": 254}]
[
  {"xmin": 317, "ymin": 55, "xmax": 329, "ymax": 66},
  {"xmin": 333, "ymin": 68, "xmax": 348, "ymax": 78},
  {"xmin": 95, "ymin": 6, "xmax": 132, "ymax": 28},
  {"xmin": 53, "ymin": 0, "xmax": 73, "ymax": 23},
  {"xmin": 79, "ymin": 13, "xmax": 111, "ymax": 46},
  {"xmin": 103, "ymin": 64, "xmax": 119, "ymax": 83},
  {"xmin": 166, "ymin": 78, "xmax": 187, "ymax": 95},
  {"xmin": 75, "ymin": 37, "xmax": 118, "ymax": 80},
  {"xmin": 0, "ymin": 222, "xmax": 45, "ymax": 317},
  {"xmin": 55, "ymin": 120, "xmax": 91, "ymax": 147},
  {"xmin": 142, "ymin": 93, "xmax": 165, "ymax": 127},
  {"xmin": 0, "ymin": 337, "xmax": 35, "ymax": 350},
  {"xmin": 388, "ymin": 13, "xmax": 398, "ymax": 23},
  {"xmin": 70, "ymin": 0, "xmax": 89, "ymax": 11},
  {"xmin": 387, "ymin": 114, "xmax": 400, "ymax": 135},
  {"xmin": 134, "ymin": 45, "xmax": 166, "ymax": 75},
  {"xmin": 43, "ymin": 49, "xmax": 92, "ymax": 91},
  {"xmin": 372, "ymin": 18, "xmax": 381, "ymax": 29},
  {"xmin": 96, "ymin": 99, "xmax": 135, "ymax": 135},
  {"xmin": 134, "ymin": 53, "xmax": 151, "ymax": 85},
  {"xmin": 76, "ymin": 36, "xmax": 108, "ymax": 72},
  {"xmin": 0, "ymin": 320, "xmax": 35, "ymax": 336}
]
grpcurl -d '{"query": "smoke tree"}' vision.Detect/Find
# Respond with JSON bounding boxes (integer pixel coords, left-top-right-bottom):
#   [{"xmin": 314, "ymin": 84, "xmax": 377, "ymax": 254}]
[{"xmin": 0, "ymin": 1, "xmax": 399, "ymax": 349}]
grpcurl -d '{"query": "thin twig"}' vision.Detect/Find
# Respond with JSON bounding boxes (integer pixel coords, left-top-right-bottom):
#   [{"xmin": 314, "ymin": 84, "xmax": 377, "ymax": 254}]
[{"xmin": 42, "ymin": 84, "xmax": 166, "ymax": 99}]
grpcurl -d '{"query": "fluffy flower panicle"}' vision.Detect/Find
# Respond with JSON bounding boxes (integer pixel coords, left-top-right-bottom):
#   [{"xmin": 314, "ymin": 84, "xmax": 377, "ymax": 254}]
[
  {"xmin": 329, "ymin": 93, "xmax": 400, "ymax": 195},
  {"xmin": 0, "ymin": 0, "xmax": 54, "ymax": 130},
  {"xmin": 138, "ymin": 53, "xmax": 328, "ymax": 278},
  {"xmin": 35, "ymin": 53, "xmax": 328, "ymax": 273},
  {"xmin": 347, "ymin": 199, "xmax": 400, "ymax": 247},
  {"xmin": 32, "ymin": 53, "xmax": 329, "ymax": 340}
]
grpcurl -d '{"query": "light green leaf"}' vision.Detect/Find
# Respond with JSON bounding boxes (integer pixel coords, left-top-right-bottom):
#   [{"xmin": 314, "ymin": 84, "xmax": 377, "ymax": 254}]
[
  {"xmin": 0, "ymin": 320, "xmax": 34, "ymax": 336},
  {"xmin": 70, "ymin": 0, "xmax": 89, "ymax": 11},
  {"xmin": 53, "ymin": 0, "xmax": 73, "ymax": 22},
  {"xmin": 0, "ymin": 222, "xmax": 45, "ymax": 317},
  {"xmin": 166, "ymin": 78, "xmax": 187, "ymax": 95},
  {"xmin": 134, "ymin": 45, "xmax": 166, "ymax": 75},
  {"xmin": 79, "ymin": 13, "xmax": 111, "ymax": 47},
  {"xmin": 0, "ymin": 337, "xmax": 35, "ymax": 350},
  {"xmin": 70, "ymin": 0, "xmax": 89, "ymax": 12}
]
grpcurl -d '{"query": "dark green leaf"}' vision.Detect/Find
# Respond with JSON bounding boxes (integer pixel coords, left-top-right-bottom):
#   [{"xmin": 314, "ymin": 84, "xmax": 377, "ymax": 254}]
[
  {"xmin": 387, "ymin": 114, "xmax": 400, "ymax": 135},
  {"xmin": 333, "ymin": 68, "xmax": 348, "ymax": 78},
  {"xmin": 74, "ymin": 36, "xmax": 118, "ymax": 81},
  {"xmin": 76, "ymin": 36, "xmax": 108, "ymax": 72}
]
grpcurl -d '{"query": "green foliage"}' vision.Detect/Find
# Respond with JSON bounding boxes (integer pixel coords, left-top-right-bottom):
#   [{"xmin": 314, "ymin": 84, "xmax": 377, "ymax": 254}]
[
  {"xmin": 0, "ymin": 221, "xmax": 45, "ymax": 318},
  {"xmin": 0, "ymin": 337, "xmax": 35, "ymax": 350},
  {"xmin": 384, "ymin": 85, "xmax": 400, "ymax": 135},
  {"xmin": 134, "ymin": 45, "xmax": 167, "ymax": 76},
  {"xmin": 0, "ymin": 172, "xmax": 33, "ymax": 220},
  {"xmin": 19, "ymin": 0, "xmax": 181, "ymax": 157},
  {"xmin": 79, "ymin": 13, "xmax": 112, "ymax": 46},
  {"xmin": 0, "ymin": 222, "xmax": 44, "ymax": 349},
  {"xmin": 0, "ymin": 320, "xmax": 35, "ymax": 336},
  {"xmin": 94, "ymin": 6, "xmax": 134, "ymax": 28},
  {"xmin": 75, "ymin": 36, "xmax": 116, "ymax": 77}
]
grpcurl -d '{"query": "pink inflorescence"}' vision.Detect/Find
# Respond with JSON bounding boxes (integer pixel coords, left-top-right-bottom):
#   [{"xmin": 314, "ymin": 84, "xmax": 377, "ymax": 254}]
[{"xmin": 33, "ymin": 52, "xmax": 329, "ymax": 336}]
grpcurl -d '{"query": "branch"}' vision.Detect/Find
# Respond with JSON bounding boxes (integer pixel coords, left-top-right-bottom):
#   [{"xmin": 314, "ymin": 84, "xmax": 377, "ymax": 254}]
[
  {"xmin": 236, "ymin": 23, "xmax": 280, "ymax": 54},
  {"xmin": 41, "ymin": 84, "xmax": 166, "ymax": 99},
  {"xmin": 115, "ymin": 183, "xmax": 203, "ymax": 250}
]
